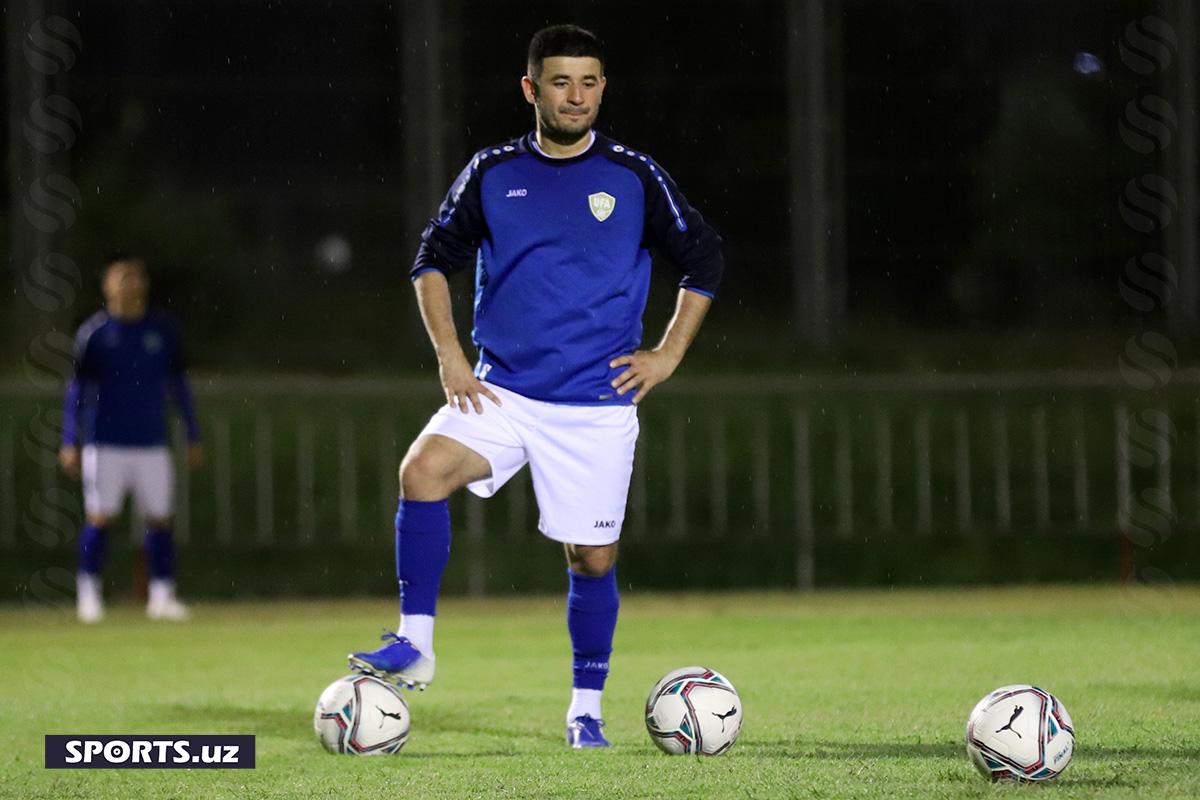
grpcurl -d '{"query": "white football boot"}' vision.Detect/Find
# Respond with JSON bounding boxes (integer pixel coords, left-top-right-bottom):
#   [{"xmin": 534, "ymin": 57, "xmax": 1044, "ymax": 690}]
[{"xmin": 146, "ymin": 579, "xmax": 191, "ymax": 621}]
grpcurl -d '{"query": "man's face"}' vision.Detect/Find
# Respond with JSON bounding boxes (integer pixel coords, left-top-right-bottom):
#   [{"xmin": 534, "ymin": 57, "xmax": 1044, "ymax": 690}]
[
  {"xmin": 102, "ymin": 261, "xmax": 148, "ymax": 314},
  {"xmin": 522, "ymin": 56, "xmax": 606, "ymax": 143}
]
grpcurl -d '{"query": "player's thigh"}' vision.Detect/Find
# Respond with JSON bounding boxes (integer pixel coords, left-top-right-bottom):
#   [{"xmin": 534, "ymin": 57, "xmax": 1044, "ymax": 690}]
[
  {"xmin": 81, "ymin": 445, "xmax": 131, "ymax": 518},
  {"xmin": 131, "ymin": 448, "xmax": 174, "ymax": 520},
  {"xmin": 408, "ymin": 387, "xmax": 530, "ymax": 499},
  {"xmin": 527, "ymin": 405, "xmax": 639, "ymax": 545},
  {"xmin": 401, "ymin": 434, "xmax": 492, "ymax": 494}
]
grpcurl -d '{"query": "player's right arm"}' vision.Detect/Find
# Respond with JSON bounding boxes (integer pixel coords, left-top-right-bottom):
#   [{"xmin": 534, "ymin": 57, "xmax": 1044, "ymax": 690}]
[
  {"xmin": 59, "ymin": 378, "xmax": 82, "ymax": 478},
  {"xmin": 59, "ymin": 320, "xmax": 98, "ymax": 478},
  {"xmin": 410, "ymin": 152, "xmax": 500, "ymax": 415},
  {"xmin": 413, "ymin": 271, "xmax": 499, "ymax": 414}
]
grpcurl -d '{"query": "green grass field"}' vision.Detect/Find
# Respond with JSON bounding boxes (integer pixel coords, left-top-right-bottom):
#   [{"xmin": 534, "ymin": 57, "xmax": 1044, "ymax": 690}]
[{"xmin": 2, "ymin": 586, "xmax": 1198, "ymax": 799}]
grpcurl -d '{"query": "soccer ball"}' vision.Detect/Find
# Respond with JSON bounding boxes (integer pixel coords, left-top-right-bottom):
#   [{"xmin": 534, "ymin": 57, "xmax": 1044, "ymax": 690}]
[
  {"xmin": 645, "ymin": 666, "xmax": 743, "ymax": 755},
  {"xmin": 965, "ymin": 684, "xmax": 1075, "ymax": 782},
  {"xmin": 313, "ymin": 674, "xmax": 411, "ymax": 755}
]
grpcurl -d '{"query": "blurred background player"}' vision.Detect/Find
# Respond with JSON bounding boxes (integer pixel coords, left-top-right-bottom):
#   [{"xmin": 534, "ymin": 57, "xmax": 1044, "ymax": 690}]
[
  {"xmin": 59, "ymin": 255, "xmax": 205, "ymax": 623},
  {"xmin": 349, "ymin": 25, "xmax": 724, "ymax": 748}
]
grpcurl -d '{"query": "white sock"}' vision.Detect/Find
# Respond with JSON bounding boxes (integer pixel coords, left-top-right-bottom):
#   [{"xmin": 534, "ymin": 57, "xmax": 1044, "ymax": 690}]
[
  {"xmin": 148, "ymin": 578, "xmax": 176, "ymax": 606},
  {"xmin": 567, "ymin": 688, "xmax": 603, "ymax": 722},
  {"xmin": 398, "ymin": 614, "xmax": 435, "ymax": 658},
  {"xmin": 77, "ymin": 573, "xmax": 102, "ymax": 603}
]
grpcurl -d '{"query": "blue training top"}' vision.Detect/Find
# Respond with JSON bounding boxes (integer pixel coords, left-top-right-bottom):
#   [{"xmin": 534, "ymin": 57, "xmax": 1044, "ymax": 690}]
[
  {"xmin": 62, "ymin": 310, "xmax": 201, "ymax": 447},
  {"xmin": 412, "ymin": 131, "xmax": 724, "ymax": 405}
]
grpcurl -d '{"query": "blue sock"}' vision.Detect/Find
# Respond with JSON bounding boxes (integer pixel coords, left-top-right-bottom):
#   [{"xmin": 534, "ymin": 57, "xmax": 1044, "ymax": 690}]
[
  {"xmin": 77, "ymin": 523, "xmax": 108, "ymax": 575},
  {"xmin": 396, "ymin": 499, "xmax": 451, "ymax": 616},
  {"xmin": 567, "ymin": 568, "xmax": 620, "ymax": 691},
  {"xmin": 144, "ymin": 527, "xmax": 176, "ymax": 580}
]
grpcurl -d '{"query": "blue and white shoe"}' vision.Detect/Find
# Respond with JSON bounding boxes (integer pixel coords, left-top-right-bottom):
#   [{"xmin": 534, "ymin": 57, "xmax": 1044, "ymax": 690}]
[
  {"xmin": 566, "ymin": 714, "xmax": 610, "ymax": 749},
  {"xmin": 348, "ymin": 631, "xmax": 435, "ymax": 690}
]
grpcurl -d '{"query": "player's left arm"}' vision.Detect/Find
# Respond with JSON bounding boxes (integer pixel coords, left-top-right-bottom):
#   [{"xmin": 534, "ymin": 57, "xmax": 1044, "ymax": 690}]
[
  {"xmin": 165, "ymin": 324, "xmax": 205, "ymax": 468},
  {"xmin": 611, "ymin": 158, "xmax": 724, "ymax": 405},
  {"xmin": 611, "ymin": 290, "xmax": 711, "ymax": 404}
]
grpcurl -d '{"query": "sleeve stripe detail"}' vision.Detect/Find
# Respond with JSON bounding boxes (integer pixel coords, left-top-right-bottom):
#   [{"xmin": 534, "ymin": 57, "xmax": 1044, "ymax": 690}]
[
  {"xmin": 74, "ymin": 313, "xmax": 108, "ymax": 357},
  {"xmin": 439, "ymin": 155, "xmax": 481, "ymax": 225},
  {"xmin": 682, "ymin": 286, "xmax": 715, "ymax": 298},
  {"xmin": 655, "ymin": 174, "xmax": 688, "ymax": 232},
  {"xmin": 439, "ymin": 143, "xmax": 522, "ymax": 226},
  {"xmin": 610, "ymin": 142, "xmax": 689, "ymax": 233},
  {"xmin": 78, "ymin": 313, "xmax": 107, "ymax": 341}
]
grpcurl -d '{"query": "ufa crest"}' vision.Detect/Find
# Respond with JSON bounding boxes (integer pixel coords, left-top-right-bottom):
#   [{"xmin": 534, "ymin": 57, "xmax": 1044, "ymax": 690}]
[{"xmin": 588, "ymin": 191, "xmax": 616, "ymax": 222}]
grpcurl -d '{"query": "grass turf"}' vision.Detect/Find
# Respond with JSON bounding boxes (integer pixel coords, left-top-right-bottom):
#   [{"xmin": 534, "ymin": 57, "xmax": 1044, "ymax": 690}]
[{"xmin": 1, "ymin": 586, "xmax": 1198, "ymax": 799}]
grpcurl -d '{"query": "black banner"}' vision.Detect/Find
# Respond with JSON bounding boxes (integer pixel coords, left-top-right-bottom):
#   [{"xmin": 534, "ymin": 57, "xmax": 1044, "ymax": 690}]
[{"xmin": 45, "ymin": 735, "xmax": 255, "ymax": 769}]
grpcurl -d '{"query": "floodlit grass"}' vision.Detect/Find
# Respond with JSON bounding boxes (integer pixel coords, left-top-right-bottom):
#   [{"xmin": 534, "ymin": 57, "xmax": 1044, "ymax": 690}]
[{"xmin": 1, "ymin": 586, "xmax": 1198, "ymax": 799}]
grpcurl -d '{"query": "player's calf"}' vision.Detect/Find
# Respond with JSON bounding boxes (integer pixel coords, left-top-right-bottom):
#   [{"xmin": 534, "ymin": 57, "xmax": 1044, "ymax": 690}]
[
  {"xmin": 144, "ymin": 525, "xmax": 189, "ymax": 621},
  {"xmin": 76, "ymin": 522, "xmax": 108, "ymax": 623}
]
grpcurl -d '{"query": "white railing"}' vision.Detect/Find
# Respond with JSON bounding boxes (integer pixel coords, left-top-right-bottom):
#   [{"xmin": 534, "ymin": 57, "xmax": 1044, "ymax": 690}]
[{"xmin": 1, "ymin": 370, "xmax": 1195, "ymax": 589}]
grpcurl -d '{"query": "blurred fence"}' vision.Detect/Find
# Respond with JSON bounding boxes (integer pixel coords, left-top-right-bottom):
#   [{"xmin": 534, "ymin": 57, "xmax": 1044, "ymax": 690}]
[{"xmin": 1, "ymin": 371, "xmax": 1197, "ymax": 598}]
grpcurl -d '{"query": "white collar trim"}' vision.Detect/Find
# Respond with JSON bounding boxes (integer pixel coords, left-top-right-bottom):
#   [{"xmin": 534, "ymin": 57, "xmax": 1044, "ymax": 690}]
[{"xmin": 530, "ymin": 130, "xmax": 596, "ymax": 159}]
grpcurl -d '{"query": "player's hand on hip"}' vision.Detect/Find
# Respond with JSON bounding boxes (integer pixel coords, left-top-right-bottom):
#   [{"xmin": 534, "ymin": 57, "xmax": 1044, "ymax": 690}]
[
  {"xmin": 439, "ymin": 353, "xmax": 501, "ymax": 414},
  {"xmin": 58, "ymin": 445, "xmax": 81, "ymax": 479},
  {"xmin": 610, "ymin": 348, "xmax": 682, "ymax": 405}
]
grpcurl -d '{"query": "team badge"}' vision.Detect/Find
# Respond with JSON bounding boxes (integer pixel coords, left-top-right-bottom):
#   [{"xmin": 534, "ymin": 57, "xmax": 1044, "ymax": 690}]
[
  {"xmin": 143, "ymin": 332, "xmax": 163, "ymax": 353},
  {"xmin": 588, "ymin": 191, "xmax": 616, "ymax": 222}
]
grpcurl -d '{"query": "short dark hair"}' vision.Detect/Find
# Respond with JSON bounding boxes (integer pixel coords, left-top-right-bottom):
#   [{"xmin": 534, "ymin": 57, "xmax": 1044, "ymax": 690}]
[
  {"xmin": 527, "ymin": 24, "xmax": 604, "ymax": 80},
  {"xmin": 102, "ymin": 253, "xmax": 146, "ymax": 275}
]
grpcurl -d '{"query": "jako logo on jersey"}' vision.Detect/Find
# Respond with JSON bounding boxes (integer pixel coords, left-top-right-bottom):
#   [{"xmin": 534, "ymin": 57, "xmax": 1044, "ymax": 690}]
[
  {"xmin": 506, "ymin": 188, "xmax": 527, "ymax": 197},
  {"xmin": 593, "ymin": 520, "xmax": 616, "ymax": 529},
  {"xmin": 588, "ymin": 191, "xmax": 616, "ymax": 221}
]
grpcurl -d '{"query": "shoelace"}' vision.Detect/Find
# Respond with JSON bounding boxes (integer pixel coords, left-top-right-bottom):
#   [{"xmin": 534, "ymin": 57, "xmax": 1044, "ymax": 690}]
[{"xmin": 378, "ymin": 629, "xmax": 403, "ymax": 644}]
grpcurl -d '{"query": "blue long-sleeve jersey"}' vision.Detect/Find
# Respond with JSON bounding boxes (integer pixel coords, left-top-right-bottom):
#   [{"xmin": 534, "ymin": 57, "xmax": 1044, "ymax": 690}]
[
  {"xmin": 62, "ymin": 310, "xmax": 201, "ymax": 447},
  {"xmin": 412, "ymin": 131, "xmax": 724, "ymax": 405}
]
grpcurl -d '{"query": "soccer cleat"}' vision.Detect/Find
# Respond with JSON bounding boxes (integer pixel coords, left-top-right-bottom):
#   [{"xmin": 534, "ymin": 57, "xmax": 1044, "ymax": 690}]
[
  {"xmin": 348, "ymin": 631, "xmax": 435, "ymax": 690},
  {"xmin": 147, "ymin": 598, "xmax": 191, "ymax": 621},
  {"xmin": 76, "ymin": 573, "xmax": 104, "ymax": 624},
  {"xmin": 566, "ymin": 714, "xmax": 610, "ymax": 749},
  {"xmin": 147, "ymin": 579, "xmax": 190, "ymax": 621}
]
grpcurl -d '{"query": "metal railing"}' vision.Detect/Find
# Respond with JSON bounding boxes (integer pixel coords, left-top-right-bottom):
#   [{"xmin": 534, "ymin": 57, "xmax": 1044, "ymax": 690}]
[{"xmin": 1, "ymin": 370, "xmax": 1196, "ymax": 589}]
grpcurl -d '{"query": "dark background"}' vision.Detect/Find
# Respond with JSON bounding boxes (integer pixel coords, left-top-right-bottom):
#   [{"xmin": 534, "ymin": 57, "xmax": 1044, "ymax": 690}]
[
  {"xmin": 2, "ymin": 0, "xmax": 1196, "ymax": 598},
  {"xmin": 2, "ymin": 0, "xmax": 1182, "ymax": 371}
]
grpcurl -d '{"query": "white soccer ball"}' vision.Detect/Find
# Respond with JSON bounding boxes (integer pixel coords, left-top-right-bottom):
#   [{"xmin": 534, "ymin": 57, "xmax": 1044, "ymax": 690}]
[
  {"xmin": 313, "ymin": 674, "xmax": 411, "ymax": 755},
  {"xmin": 645, "ymin": 666, "xmax": 743, "ymax": 755},
  {"xmin": 965, "ymin": 684, "xmax": 1075, "ymax": 782}
]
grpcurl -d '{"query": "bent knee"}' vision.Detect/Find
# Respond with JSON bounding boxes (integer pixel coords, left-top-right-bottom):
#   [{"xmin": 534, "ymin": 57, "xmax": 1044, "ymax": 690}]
[
  {"xmin": 566, "ymin": 543, "xmax": 619, "ymax": 577},
  {"xmin": 399, "ymin": 444, "xmax": 465, "ymax": 500}
]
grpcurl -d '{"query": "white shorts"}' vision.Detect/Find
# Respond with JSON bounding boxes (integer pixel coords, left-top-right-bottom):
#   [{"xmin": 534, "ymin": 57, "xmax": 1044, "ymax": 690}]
[
  {"xmin": 420, "ymin": 383, "xmax": 639, "ymax": 545},
  {"xmin": 81, "ymin": 445, "xmax": 174, "ymax": 519}
]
